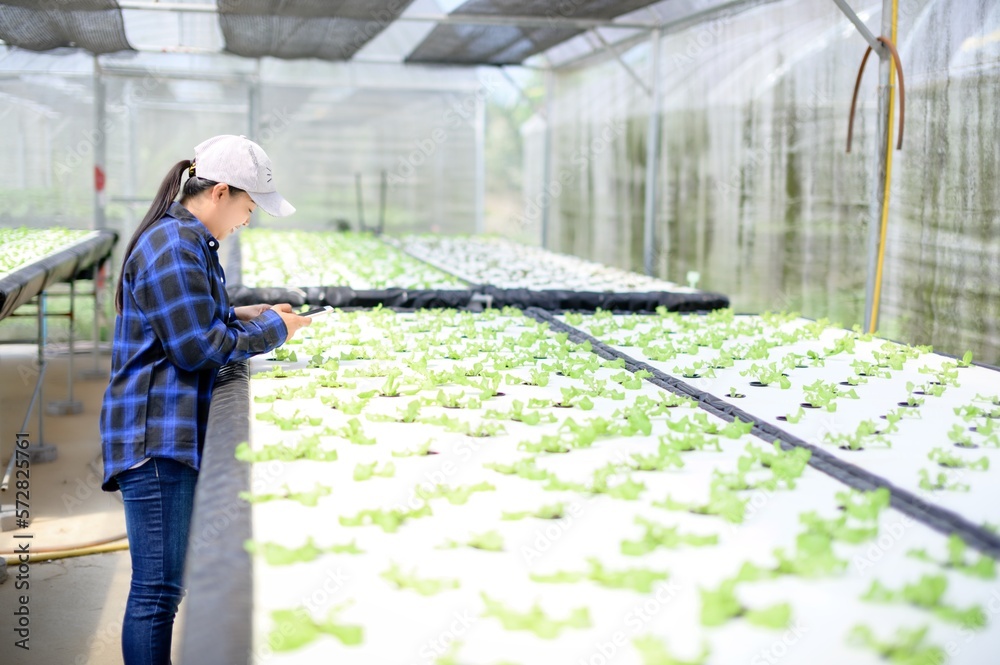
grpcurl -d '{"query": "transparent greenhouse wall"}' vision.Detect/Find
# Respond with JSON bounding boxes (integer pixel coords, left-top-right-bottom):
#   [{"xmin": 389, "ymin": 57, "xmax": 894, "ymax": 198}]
[
  {"xmin": 0, "ymin": 52, "xmax": 96, "ymax": 230},
  {"xmin": 256, "ymin": 84, "xmax": 477, "ymax": 235},
  {"xmin": 533, "ymin": 0, "xmax": 1000, "ymax": 364}
]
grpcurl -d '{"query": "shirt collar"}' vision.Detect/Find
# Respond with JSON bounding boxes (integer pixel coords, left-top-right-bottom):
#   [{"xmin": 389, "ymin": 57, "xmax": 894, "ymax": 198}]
[{"xmin": 167, "ymin": 202, "xmax": 220, "ymax": 251}]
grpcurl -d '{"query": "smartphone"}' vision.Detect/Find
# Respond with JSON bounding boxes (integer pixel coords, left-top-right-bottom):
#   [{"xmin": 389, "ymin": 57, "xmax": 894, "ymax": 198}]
[{"xmin": 302, "ymin": 306, "xmax": 334, "ymax": 318}]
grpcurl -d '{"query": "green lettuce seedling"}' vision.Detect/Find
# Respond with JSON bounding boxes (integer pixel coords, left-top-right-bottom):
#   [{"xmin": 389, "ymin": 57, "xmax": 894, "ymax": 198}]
[
  {"xmin": 239, "ymin": 483, "xmax": 331, "ymax": 507},
  {"xmin": 502, "ymin": 503, "xmax": 567, "ymax": 521},
  {"xmin": 862, "ymin": 574, "xmax": 987, "ymax": 627},
  {"xmin": 234, "ymin": 436, "xmax": 339, "ymax": 463},
  {"xmin": 267, "ymin": 604, "xmax": 363, "ymax": 651},
  {"xmin": 416, "ymin": 482, "xmax": 495, "ymax": 505},
  {"xmin": 480, "ymin": 593, "xmax": 590, "ymax": 639},
  {"xmin": 847, "ymin": 625, "xmax": 944, "ymax": 665},
  {"xmin": 700, "ymin": 578, "xmax": 791, "ymax": 629},
  {"xmin": 391, "ymin": 439, "xmax": 436, "ymax": 457},
  {"xmin": 621, "ymin": 516, "xmax": 718, "ymax": 555},
  {"xmin": 918, "ymin": 469, "xmax": 970, "ymax": 492},
  {"xmin": 531, "ymin": 558, "xmax": 669, "ymax": 593},
  {"xmin": 632, "ymin": 636, "xmax": 709, "ymax": 665},
  {"xmin": 907, "ymin": 534, "xmax": 996, "ymax": 579},
  {"xmin": 244, "ymin": 537, "xmax": 362, "ymax": 565},
  {"xmin": 339, "ymin": 502, "xmax": 432, "ymax": 533},
  {"xmin": 255, "ymin": 408, "xmax": 322, "ymax": 431},
  {"xmin": 655, "ymin": 485, "xmax": 747, "ymax": 524},
  {"xmin": 380, "ymin": 563, "xmax": 460, "ymax": 596},
  {"xmin": 928, "ymin": 447, "xmax": 989, "ymax": 470},
  {"xmin": 441, "ymin": 531, "xmax": 504, "ymax": 552},
  {"xmin": 353, "ymin": 461, "xmax": 396, "ymax": 481},
  {"xmin": 484, "ymin": 458, "xmax": 550, "ymax": 481},
  {"xmin": 323, "ymin": 418, "xmax": 376, "ymax": 446}
]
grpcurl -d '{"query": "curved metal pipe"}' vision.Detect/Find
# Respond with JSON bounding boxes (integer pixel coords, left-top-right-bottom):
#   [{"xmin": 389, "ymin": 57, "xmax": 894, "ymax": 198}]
[{"xmin": 847, "ymin": 36, "xmax": 905, "ymax": 153}]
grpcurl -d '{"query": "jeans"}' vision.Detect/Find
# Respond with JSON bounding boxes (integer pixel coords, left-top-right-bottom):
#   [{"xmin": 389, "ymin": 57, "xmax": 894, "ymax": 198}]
[{"xmin": 117, "ymin": 457, "xmax": 198, "ymax": 665}]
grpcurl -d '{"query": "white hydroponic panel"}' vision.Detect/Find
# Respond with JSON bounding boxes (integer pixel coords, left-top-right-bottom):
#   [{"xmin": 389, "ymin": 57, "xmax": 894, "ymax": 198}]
[
  {"xmin": 0, "ymin": 227, "xmax": 99, "ymax": 280},
  {"xmin": 243, "ymin": 308, "xmax": 1000, "ymax": 665},
  {"xmin": 388, "ymin": 236, "xmax": 695, "ymax": 293},
  {"xmin": 238, "ymin": 230, "xmax": 465, "ymax": 289},
  {"xmin": 562, "ymin": 311, "xmax": 1000, "ymax": 529}
]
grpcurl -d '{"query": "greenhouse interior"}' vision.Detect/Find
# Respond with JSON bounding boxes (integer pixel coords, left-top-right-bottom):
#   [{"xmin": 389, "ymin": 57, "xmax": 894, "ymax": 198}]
[{"xmin": 0, "ymin": 1, "xmax": 999, "ymax": 664}]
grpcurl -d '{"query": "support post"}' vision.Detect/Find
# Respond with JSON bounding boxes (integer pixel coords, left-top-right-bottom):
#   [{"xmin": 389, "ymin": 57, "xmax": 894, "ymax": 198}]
[
  {"xmin": 863, "ymin": 0, "xmax": 894, "ymax": 333},
  {"xmin": 47, "ymin": 280, "xmax": 83, "ymax": 415},
  {"xmin": 540, "ymin": 67, "xmax": 554, "ymax": 249},
  {"xmin": 643, "ymin": 29, "xmax": 662, "ymax": 277},
  {"xmin": 474, "ymin": 91, "xmax": 486, "ymax": 235}
]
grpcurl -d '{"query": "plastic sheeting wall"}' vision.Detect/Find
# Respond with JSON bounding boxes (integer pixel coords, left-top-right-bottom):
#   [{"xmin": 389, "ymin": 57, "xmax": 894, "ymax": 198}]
[
  {"xmin": 0, "ymin": 51, "xmax": 480, "ymax": 238},
  {"xmin": 528, "ymin": 0, "xmax": 1000, "ymax": 364}
]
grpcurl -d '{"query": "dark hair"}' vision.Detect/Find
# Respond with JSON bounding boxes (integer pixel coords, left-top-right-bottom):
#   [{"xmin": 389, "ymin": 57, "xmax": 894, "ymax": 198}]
[{"xmin": 114, "ymin": 160, "xmax": 246, "ymax": 313}]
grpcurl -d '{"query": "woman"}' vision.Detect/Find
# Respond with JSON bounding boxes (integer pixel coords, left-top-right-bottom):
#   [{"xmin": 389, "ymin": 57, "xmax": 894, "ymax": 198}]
[{"xmin": 100, "ymin": 135, "xmax": 311, "ymax": 664}]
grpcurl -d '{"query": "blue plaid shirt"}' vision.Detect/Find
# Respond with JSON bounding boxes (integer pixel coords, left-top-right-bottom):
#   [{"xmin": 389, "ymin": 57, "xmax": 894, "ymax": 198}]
[{"xmin": 100, "ymin": 202, "xmax": 286, "ymax": 491}]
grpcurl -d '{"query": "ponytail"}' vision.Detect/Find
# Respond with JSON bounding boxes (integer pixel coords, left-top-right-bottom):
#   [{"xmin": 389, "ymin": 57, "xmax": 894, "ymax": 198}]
[
  {"xmin": 114, "ymin": 160, "xmax": 246, "ymax": 314},
  {"xmin": 115, "ymin": 160, "xmax": 191, "ymax": 314}
]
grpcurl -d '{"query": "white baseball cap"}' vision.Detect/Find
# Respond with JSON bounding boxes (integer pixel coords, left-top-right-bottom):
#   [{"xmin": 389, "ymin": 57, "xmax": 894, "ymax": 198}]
[{"xmin": 191, "ymin": 134, "xmax": 295, "ymax": 217}]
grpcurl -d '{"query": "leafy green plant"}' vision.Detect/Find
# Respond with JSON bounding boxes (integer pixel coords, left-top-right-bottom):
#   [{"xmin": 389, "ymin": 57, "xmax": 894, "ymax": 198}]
[
  {"xmin": 255, "ymin": 408, "xmax": 322, "ymax": 430},
  {"xmin": 672, "ymin": 361, "xmax": 716, "ymax": 379},
  {"xmin": 660, "ymin": 432, "xmax": 722, "ymax": 453},
  {"xmin": 245, "ymin": 538, "xmax": 362, "ymax": 566},
  {"xmin": 655, "ymin": 485, "xmax": 747, "ymax": 523},
  {"xmin": 322, "ymin": 418, "xmax": 376, "ymax": 445},
  {"xmin": 739, "ymin": 362, "xmax": 790, "ymax": 388},
  {"xmin": 918, "ymin": 469, "xmax": 970, "ymax": 492},
  {"xmin": 781, "ymin": 406, "xmax": 805, "ymax": 424},
  {"xmin": 339, "ymin": 503, "xmax": 433, "ymax": 533},
  {"xmin": 353, "ymin": 461, "xmax": 396, "ymax": 481},
  {"xmin": 628, "ymin": 441, "xmax": 685, "ymax": 472},
  {"xmin": 502, "ymin": 503, "xmax": 568, "ymax": 521},
  {"xmin": 484, "ymin": 457, "xmax": 549, "ymax": 481},
  {"xmin": 234, "ymin": 436, "xmax": 339, "ymax": 463},
  {"xmin": 908, "ymin": 534, "xmax": 996, "ymax": 579},
  {"xmin": 700, "ymin": 578, "xmax": 791, "ymax": 629},
  {"xmin": 531, "ymin": 558, "xmax": 669, "ymax": 593},
  {"xmin": 480, "ymin": 593, "xmax": 590, "ymax": 639},
  {"xmin": 416, "ymin": 482, "xmax": 496, "ymax": 505},
  {"xmin": 823, "ymin": 420, "xmax": 889, "ymax": 451},
  {"xmin": 380, "ymin": 563, "xmax": 460, "ymax": 596},
  {"xmin": 621, "ymin": 516, "xmax": 718, "ymax": 555},
  {"xmin": 391, "ymin": 439, "xmax": 436, "ymax": 457},
  {"xmin": 321, "ymin": 393, "xmax": 371, "ymax": 415},
  {"xmin": 267, "ymin": 604, "xmax": 363, "ymax": 651},
  {"xmin": 632, "ymin": 637, "xmax": 709, "ymax": 665},
  {"xmin": 239, "ymin": 483, "xmax": 331, "ymax": 507},
  {"xmin": 441, "ymin": 531, "xmax": 504, "ymax": 552},
  {"xmin": 862, "ymin": 574, "xmax": 987, "ymax": 627},
  {"xmin": 928, "ymin": 447, "xmax": 989, "ymax": 470},
  {"xmin": 590, "ymin": 464, "xmax": 646, "ymax": 500},
  {"xmin": 847, "ymin": 625, "xmax": 944, "ymax": 665},
  {"xmin": 254, "ymin": 365, "xmax": 308, "ymax": 379},
  {"xmin": 947, "ymin": 424, "xmax": 977, "ymax": 448}
]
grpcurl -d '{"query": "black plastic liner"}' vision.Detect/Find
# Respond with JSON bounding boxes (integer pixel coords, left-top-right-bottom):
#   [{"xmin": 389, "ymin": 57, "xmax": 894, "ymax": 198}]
[
  {"xmin": 480, "ymin": 286, "xmax": 729, "ymax": 312},
  {"xmin": 227, "ymin": 284, "xmax": 728, "ymax": 313},
  {"xmin": 525, "ymin": 308, "xmax": 1000, "ymax": 559},
  {"xmin": 0, "ymin": 230, "xmax": 118, "ymax": 321},
  {"xmin": 180, "ymin": 361, "xmax": 254, "ymax": 665}
]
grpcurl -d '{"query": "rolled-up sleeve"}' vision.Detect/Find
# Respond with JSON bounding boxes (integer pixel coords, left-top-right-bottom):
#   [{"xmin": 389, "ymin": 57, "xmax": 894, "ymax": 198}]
[{"xmin": 132, "ymin": 245, "xmax": 287, "ymax": 372}]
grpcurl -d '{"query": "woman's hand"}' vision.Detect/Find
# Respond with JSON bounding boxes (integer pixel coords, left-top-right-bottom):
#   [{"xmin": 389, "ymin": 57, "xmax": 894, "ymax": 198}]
[
  {"xmin": 234, "ymin": 304, "xmax": 272, "ymax": 321},
  {"xmin": 271, "ymin": 303, "xmax": 311, "ymax": 341}
]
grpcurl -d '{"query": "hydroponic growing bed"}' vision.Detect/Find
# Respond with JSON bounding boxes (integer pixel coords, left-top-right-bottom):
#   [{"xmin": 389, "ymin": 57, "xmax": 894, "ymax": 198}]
[
  {"xmin": 0, "ymin": 227, "xmax": 118, "ymax": 320},
  {"xmin": 194, "ymin": 307, "xmax": 1000, "ymax": 665},
  {"xmin": 237, "ymin": 230, "xmax": 467, "ymax": 290},
  {"xmin": 560, "ymin": 310, "xmax": 1000, "ymax": 530},
  {"xmin": 389, "ymin": 235, "xmax": 694, "ymax": 293}
]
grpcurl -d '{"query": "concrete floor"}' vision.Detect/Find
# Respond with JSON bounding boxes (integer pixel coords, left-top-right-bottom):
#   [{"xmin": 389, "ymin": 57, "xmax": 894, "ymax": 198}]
[{"xmin": 0, "ymin": 344, "xmax": 185, "ymax": 664}]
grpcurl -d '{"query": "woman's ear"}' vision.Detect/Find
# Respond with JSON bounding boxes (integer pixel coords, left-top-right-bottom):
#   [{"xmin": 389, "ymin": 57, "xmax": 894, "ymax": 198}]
[{"xmin": 212, "ymin": 182, "xmax": 229, "ymax": 205}]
